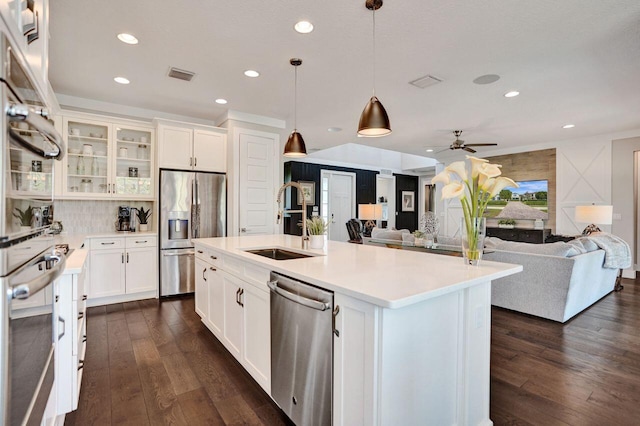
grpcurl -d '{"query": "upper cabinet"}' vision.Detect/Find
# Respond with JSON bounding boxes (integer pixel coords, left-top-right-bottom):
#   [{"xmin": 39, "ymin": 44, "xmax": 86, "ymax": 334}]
[
  {"xmin": 0, "ymin": 0, "xmax": 51, "ymax": 104},
  {"xmin": 156, "ymin": 120, "xmax": 226, "ymax": 173},
  {"xmin": 58, "ymin": 114, "xmax": 155, "ymax": 200}
]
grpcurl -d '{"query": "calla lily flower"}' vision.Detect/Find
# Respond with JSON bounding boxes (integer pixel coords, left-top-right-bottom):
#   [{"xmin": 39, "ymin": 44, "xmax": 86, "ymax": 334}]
[
  {"xmin": 442, "ymin": 181, "xmax": 465, "ymax": 199},
  {"xmin": 466, "ymin": 155, "xmax": 488, "ymax": 178},
  {"xmin": 445, "ymin": 161, "xmax": 468, "ymax": 181},
  {"xmin": 489, "ymin": 177, "xmax": 518, "ymax": 198},
  {"xmin": 480, "ymin": 162, "xmax": 502, "ymax": 178},
  {"xmin": 431, "ymin": 170, "xmax": 450, "ymax": 185},
  {"xmin": 479, "ymin": 175, "xmax": 495, "ymax": 192}
]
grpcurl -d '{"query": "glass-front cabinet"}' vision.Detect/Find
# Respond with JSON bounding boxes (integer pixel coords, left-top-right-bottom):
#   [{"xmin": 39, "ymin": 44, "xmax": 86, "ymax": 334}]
[
  {"xmin": 8, "ymin": 124, "xmax": 54, "ymax": 197},
  {"xmin": 60, "ymin": 116, "xmax": 154, "ymax": 200}
]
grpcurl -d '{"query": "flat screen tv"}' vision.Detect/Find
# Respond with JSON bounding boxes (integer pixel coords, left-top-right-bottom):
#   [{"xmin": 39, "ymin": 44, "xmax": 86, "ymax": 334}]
[{"xmin": 485, "ymin": 179, "xmax": 548, "ymax": 219}]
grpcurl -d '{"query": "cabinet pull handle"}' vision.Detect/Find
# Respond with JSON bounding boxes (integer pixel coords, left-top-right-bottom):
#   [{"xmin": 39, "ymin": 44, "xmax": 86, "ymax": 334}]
[
  {"xmin": 135, "ymin": 240, "xmax": 148, "ymax": 244},
  {"xmin": 194, "ymin": 157, "xmax": 197, "ymax": 167},
  {"xmin": 190, "ymin": 157, "xmax": 193, "ymax": 167},
  {"xmin": 197, "ymin": 250, "xmax": 203, "ymax": 254},
  {"xmin": 55, "ymin": 295, "xmax": 59, "ymax": 302},
  {"xmin": 202, "ymin": 268, "xmax": 207, "ymax": 281},
  {"xmin": 121, "ymin": 253, "xmax": 124, "ymax": 263},
  {"xmin": 78, "ymin": 311, "xmax": 84, "ymax": 320},
  {"xmin": 126, "ymin": 252, "xmax": 130, "ymax": 263},
  {"xmin": 83, "ymin": 335, "xmax": 87, "ymax": 343},
  {"xmin": 209, "ymin": 267, "xmax": 216, "ymax": 272},
  {"xmin": 82, "ymin": 294, "xmax": 87, "ymax": 301},
  {"xmin": 57, "ymin": 316, "xmax": 66, "ymax": 340},
  {"xmin": 238, "ymin": 288, "xmax": 244, "ymax": 307},
  {"xmin": 210, "ymin": 255, "xmax": 217, "ymax": 260},
  {"xmin": 332, "ymin": 305, "xmax": 340, "ymax": 337},
  {"xmin": 235, "ymin": 288, "xmax": 240, "ymax": 305},
  {"xmin": 78, "ymin": 360, "xmax": 84, "ymax": 371},
  {"xmin": 101, "ymin": 242, "xmax": 115, "ymax": 245}
]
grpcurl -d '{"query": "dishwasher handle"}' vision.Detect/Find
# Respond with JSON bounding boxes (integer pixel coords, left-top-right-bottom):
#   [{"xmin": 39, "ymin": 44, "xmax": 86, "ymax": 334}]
[{"xmin": 267, "ymin": 280, "xmax": 330, "ymax": 311}]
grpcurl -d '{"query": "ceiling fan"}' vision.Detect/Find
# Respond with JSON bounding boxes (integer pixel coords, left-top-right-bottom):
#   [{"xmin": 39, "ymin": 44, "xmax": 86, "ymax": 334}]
[{"xmin": 436, "ymin": 130, "xmax": 498, "ymax": 154}]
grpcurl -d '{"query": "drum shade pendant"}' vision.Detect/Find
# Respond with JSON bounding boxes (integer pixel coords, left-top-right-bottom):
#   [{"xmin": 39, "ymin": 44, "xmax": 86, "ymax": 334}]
[
  {"xmin": 284, "ymin": 58, "xmax": 307, "ymax": 157},
  {"xmin": 358, "ymin": 0, "xmax": 391, "ymax": 137}
]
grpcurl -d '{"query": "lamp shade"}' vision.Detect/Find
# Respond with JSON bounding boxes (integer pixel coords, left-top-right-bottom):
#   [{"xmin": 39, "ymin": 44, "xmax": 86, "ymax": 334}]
[
  {"xmin": 357, "ymin": 96, "xmax": 391, "ymax": 137},
  {"xmin": 574, "ymin": 205, "xmax": 613, "ymax": 225},
  {"xmin": 283, "ymin": 130, "xmax": 307, "ymax": 157},
  {"xmin": 358, "ymin": 203, "xmax": 383, "ymax": 220}
]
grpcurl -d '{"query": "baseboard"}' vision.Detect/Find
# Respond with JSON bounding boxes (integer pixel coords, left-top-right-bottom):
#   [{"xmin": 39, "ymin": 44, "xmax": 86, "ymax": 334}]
[{"xmin": 86, "ymin": 290, "xmax": 157, "ymax": 307}]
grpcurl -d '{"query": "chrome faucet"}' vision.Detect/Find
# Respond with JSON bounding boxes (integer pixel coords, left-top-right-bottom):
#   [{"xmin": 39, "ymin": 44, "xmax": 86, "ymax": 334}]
[{"xmin": 276, "ymin": 182, "xmax": 309, "ymax": 250}]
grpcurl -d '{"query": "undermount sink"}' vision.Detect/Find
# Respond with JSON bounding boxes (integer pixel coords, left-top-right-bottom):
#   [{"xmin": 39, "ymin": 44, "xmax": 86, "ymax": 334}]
[{"xmin": 244, "ymin": 248, "xmax": 314, "ymax": 261}]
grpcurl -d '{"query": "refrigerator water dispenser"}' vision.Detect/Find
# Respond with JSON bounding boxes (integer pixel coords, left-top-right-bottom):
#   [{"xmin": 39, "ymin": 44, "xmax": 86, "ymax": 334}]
[{"xmin": 168, "ymin": 219, "xmax": 188, "ymax": 240}]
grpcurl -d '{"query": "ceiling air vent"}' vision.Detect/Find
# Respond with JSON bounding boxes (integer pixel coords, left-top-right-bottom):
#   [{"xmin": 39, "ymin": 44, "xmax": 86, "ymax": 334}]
[
  {"xmin": 380, "ymin": 168, "xmax": 393, "ymax": 176},
  {"xmin": 168, "ymin": 67, "xmax": 196, "ymax": 82},
  {"xmin": 409, "ymin": 74, "xmax": 442, "ymax": 89}
]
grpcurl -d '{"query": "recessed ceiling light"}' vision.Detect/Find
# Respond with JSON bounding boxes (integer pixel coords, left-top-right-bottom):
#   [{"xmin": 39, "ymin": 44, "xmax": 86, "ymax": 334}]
[
  {"xmin": 215, "ymin": 98, "xmax": 228, "ymax": 105},
  {"xmin": 562, "ymin": 124, "xmax": 575, "ymax": 129},
  {"xmin": 426, "ymin": 149, "xmax": 434, "ymax": 152},
  {"xmin": 114, "ymin": 76, "xmax": 130, "ymax": 85},
  {"xmin": 117, "ymin": 33, "xmax": 138, "ymax": 45},
  {"xmin": 504, "ymin": 91, "xmax": 520, "ymax": 98},
  {"xmin": 294, "ymin": 20, "xmax": 314, "ymax": 34},
  {"xmin": 327, "ymin": 127, "xmax": 342, "ymax": 132},
  {"xmin": 244, "ymin": 70, "xmax": 260, "ymax": 78}
]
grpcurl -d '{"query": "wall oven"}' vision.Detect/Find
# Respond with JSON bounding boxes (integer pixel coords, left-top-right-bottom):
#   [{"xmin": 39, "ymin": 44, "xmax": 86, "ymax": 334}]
[{"xmin": 0, "ymin": 33, "xmax": 65, "ymax": 426}]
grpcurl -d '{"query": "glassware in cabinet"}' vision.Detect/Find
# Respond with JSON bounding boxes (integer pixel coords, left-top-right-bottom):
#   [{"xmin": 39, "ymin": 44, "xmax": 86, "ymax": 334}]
[
  {"xmin": 115, "ymin": 126, "xmax": 153, "ymax": 197},
  {"xmin": 64, "ymin": 119, "xmax": 110, "ymax": 195},
  {"xmin": 8, "ymin": 124, "xmax": 53, "ymax": 195}
]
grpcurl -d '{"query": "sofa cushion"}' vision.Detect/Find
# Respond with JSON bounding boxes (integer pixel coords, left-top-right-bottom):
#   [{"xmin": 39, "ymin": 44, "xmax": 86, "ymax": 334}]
[
  {"xmin": 493, "ymin": 240, "xmax": 581, "ymax": 257},
  {"xmin": 371, "ymin": 228, "xmax": 409, "ymax": 241}
]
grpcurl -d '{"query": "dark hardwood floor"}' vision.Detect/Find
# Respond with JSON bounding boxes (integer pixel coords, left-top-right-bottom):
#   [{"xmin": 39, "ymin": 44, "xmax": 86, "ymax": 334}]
[
  {"xmin": 64, "ymin": 297, "xmax": 293, "ymax": 426},
  {"xmin": 66, "ymin": 276, "xmax": 639, "ymax": 425}
]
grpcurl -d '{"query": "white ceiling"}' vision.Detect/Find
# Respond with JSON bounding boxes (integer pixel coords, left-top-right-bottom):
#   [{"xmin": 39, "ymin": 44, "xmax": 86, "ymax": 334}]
[{"xmin": 49, "ymin": 1, "xmax": 640, "ymax": 159}]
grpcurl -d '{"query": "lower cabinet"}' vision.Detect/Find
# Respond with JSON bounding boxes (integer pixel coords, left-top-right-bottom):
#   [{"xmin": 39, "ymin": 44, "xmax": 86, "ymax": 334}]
[
  {"xmin": 56, "ymin": 257, "xmax": 88, "ymax": 416},
  {"xmin": 194, "ymin": 247, "xmax": 271, "ymax": 393},
  {"xmin": 88, "ymin": 236, "xmax": 157, "ymax": 300}
]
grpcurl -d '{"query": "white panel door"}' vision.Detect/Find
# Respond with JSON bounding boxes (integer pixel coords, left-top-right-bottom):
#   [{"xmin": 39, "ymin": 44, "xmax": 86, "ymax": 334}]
[
  {"xmin": 193, "ymin": 130, "xmax": 226, "ymax": 172},
  {"xmin": 125, "ymin": 247, "xmax": 157, "ymax": 294},
  {"xmin": 239, "ymin": 131, "xmax": 277, "ymax": 235},
  {"xmin": 323, "ymin": 171, "xmax": 356, "ymax": 242},
  {"xmin": 158, "ymin": 126, "xmax": 193, "ymax": 170},
  {"xmin": 89, "ymin": 249, "xmax": 125, "ymax": 298}
]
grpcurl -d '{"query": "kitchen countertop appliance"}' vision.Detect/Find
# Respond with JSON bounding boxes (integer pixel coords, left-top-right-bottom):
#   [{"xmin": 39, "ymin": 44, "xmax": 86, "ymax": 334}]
[
  {"xmin": 115, "ymin": 205, "xmax": 132, "ymax": 231},
  {"xmin": 0, "ymin": 34, "xmax": 66, "ymax": 426},
  {"xmin": 159, "ymin": 169, "xmax": 225, "ymax": 297},
  {"xmin": 268, "ymin": 272, "xmax": 334, "ymax": 426}
]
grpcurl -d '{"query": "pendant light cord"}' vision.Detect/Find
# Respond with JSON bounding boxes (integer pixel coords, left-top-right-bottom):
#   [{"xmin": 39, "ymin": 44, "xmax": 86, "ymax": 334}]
[
  {"xmin": 372, "ymin": 5, "xmax": 376, "ymax": 97},
  {"xmin": 294, "ymin": 64, "xmax": 298, "ymax": 130}
]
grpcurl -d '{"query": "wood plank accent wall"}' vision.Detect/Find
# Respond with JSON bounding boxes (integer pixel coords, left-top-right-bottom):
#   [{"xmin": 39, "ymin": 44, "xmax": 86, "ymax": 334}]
[{"xmin": 485, "ymin": 148, "xmax": 557, "ymax": 232}]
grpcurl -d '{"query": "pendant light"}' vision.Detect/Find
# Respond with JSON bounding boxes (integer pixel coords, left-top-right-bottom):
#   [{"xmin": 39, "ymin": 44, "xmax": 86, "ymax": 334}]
[
  {"xmin": 284, "ymin": 58, "xmax": 308, "ymax": 157},
  {"xmin": 358, "ymin": 0, "xmax": 391, "ymax": 137}
]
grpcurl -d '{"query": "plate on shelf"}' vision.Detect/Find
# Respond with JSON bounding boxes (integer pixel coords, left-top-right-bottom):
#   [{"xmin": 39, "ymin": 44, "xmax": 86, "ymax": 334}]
[{"xmin": 90, "ymin": 133, "xmax": 103, "ymax": 138}]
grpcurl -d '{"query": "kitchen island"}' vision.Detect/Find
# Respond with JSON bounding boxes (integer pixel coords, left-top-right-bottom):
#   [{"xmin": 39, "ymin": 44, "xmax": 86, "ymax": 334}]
[{"xmin": 193, "ymin": 234, "xmax": 522, "ymax": 426}]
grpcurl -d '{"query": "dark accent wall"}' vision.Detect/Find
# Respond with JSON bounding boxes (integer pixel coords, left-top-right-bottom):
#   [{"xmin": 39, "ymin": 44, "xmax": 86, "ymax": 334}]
[
  {"xmin": 394, "ymin": 173, "xmax": 419, "ymax": 232},
  {"xmin": 283, "ymin": 162, "xmax": 379, "ymax": 235}
]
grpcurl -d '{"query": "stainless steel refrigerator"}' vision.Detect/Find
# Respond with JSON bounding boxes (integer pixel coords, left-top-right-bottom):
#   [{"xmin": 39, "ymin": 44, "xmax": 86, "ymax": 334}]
[{"xmin": 159, "ymin": 169, "xmax": 226, "ymax": 297}]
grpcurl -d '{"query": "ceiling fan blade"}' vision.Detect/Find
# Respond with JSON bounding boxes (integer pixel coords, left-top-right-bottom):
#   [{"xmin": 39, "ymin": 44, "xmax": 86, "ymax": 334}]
[
  {"xmin": 435, "ymin": 147, "xmax": 452, "ymax": 154},
  {"xmin": 464, "ymin": 143, "xmax": 498, "ymax": 147},
  {"xmin": 462, "ymin": 146, "xmax": 477, "ymax": 153}
]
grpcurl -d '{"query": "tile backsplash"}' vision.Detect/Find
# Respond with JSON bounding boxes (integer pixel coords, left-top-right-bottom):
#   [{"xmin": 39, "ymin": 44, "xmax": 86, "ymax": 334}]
[{"xmin": 54, "ymin": 200, "xmax": 154, "ymax": 234}]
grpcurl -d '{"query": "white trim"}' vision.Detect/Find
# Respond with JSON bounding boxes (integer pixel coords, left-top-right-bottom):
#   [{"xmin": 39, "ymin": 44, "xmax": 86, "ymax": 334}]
[
  {"xmin": 321, "ymin": 170, "xmax": 357, "ymax": 241},
  {"xmin": 290, "ymin": 157, "xmax": 426, "ymax": 176},
  {"xmin": 216, "ymin": 110, "xmax": 286, "ymax": 129},
  {"xmin": 153, "ymin": 117, "xmax": 226, "ymax": 133}
]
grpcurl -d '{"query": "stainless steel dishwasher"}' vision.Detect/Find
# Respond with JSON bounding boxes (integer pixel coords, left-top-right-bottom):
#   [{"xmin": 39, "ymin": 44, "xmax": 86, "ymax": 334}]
[{"xmin": 268, "ymin": 272, "xmax": 334, "ymax": 426}]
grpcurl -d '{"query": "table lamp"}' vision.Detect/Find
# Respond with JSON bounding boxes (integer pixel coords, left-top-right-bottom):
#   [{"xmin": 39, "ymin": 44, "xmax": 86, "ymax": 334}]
[
  {"xmin": 358, "ymin": 204, "xmax": 383, "ymax": 237},
  {"xmin": 574, "ymin": 205, "xmax": 613, "ymax": 235}
]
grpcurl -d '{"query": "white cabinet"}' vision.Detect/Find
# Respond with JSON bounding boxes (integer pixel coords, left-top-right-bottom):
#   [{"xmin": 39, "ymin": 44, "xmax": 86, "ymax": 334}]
[
  {"xmin": 88, "ymin": 236, "xmax": 157, "ymax": 301},
  {"xmin": 193, "ymin": 245, "xmax": 270, "ymax": 392},
  {"xmin": 56, "ymin": 258, "xmax": 88, "ymax": 415},
  {"xmin": 58, "ymin": 114, "xmax": 155, "ymax": 200},
  {"xmin": 157, "ymin": 120, "xmax": 226, "ymax": 172}
]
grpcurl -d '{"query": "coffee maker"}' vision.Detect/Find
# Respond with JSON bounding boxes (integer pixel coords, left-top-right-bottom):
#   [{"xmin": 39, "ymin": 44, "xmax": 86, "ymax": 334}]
[{"xmin": 115, "ymin": 206, "xmax": 131, "ymax": 231}]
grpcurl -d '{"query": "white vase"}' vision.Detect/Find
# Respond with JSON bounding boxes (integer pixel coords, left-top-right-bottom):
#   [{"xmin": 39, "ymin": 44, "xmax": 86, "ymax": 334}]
[
  {"xmin": 139, "ymin": 224, "xmax": 149, "ymax": 232},
  {"xmin": 19, "ymin": 225, "xmax": 31, "ymax": 232},
  {"xmin": 309, "ymin": 235, "xmax": 324, "ymax": 249}
]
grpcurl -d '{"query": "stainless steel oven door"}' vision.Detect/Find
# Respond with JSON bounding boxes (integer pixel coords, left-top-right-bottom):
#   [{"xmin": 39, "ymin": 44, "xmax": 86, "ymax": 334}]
[{"xmin": 1, "ymin": 248, "xmax": 66, "ymax": 426}]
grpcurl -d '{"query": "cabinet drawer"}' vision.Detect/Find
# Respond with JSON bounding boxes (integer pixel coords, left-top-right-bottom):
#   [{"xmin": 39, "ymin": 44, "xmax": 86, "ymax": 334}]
[
  {"xmin": 90, "ymin": 237, "xmax": 124, "ymax": 250},
  {"xmin": 126, "ymin": 236, "xmax": 157, "ymax": 248},
  {"xmin": 196, "ymin": 247, "xmax": 222, "ymax": 267}
]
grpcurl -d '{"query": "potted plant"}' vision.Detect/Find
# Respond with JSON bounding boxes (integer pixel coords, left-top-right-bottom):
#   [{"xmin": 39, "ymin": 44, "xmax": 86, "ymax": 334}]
[
  {"xmin": 412, "ymin": 230, "xmax": 426, "ymax": 247},
  {"xmin": 306, "ymin": 216, "xmax": 328, "ymax": 249},
  {"xmin": 13, "ymin": 206, "xmax": 33, "ymax": 231},
  {"xmin": 498, "ymin": 219, "xmax": 516, "ymax": 229},
  {"xmin": 136, "ymin": 206, "xmax": 152, "ymax": 232}
]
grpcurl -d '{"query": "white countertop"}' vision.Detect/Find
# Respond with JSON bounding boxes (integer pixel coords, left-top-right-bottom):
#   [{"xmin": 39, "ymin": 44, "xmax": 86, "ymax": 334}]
[
  {"xmin": 193, "ymin": 235, "xmax": 523, "ymax": 309},
  {"xmin": 62, "ymin": 249, "xmax": 87, "ymax": 275}
]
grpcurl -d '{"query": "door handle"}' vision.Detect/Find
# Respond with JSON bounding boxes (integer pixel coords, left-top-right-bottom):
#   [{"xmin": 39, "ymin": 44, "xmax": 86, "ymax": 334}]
[
  {"xmin": 57, "ymin": 316, "xmax": 66, "ymax": 340},
  {"xmin": 121, "ymin": 253, "xmax": 124, "ymax": 263},
  {"xmin": 240, "ymin": 228, "xmax": 247, "ymax": 233},
  {"xmin": 194, "ymin": 157, "xmax": 197, "ymax": 167},
  {"xmin": 78, "ymin": 311, "xmax": 84, "ymax": 320},
  {"xmin": 267, "ymin": 280, "xmax": 330, "ymax": 311},
  {"xmin": 126, "ymin": 252, "xmax": 129, "ymax": 263},
  {"xmin": 202, "ymin": 268, "xmax": 207, "ymax": 282},
  {"xmin": 190, "ymin": 157, "xmax": 193, "ymax": 167},
  {"xmin": 331, "ymin": 213, "xmax": 335, "ymax": 224},
  {"xmin": 332, "ymin": 305, "xmax": 340, "ymax": 337}
]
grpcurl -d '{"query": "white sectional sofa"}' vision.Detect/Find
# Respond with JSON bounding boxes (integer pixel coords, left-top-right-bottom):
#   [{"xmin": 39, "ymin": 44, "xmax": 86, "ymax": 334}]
[{"xmin": 483, "ymin": 237, "xmax": 619, "ymax": 323}]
